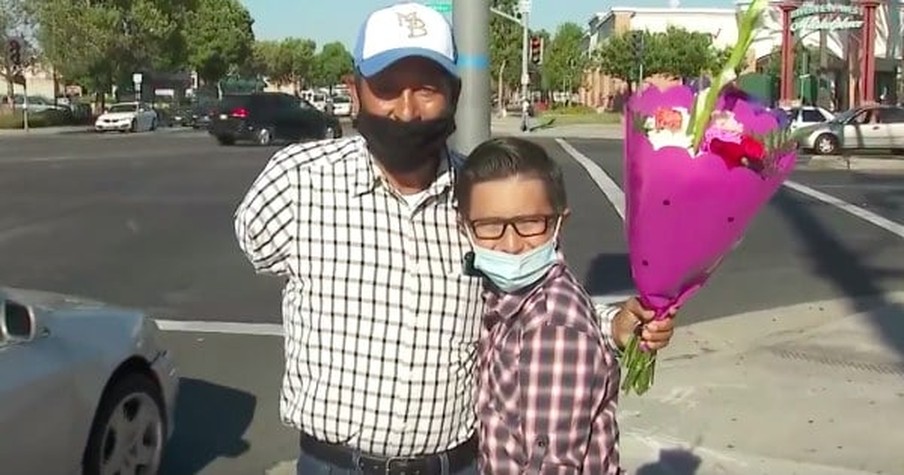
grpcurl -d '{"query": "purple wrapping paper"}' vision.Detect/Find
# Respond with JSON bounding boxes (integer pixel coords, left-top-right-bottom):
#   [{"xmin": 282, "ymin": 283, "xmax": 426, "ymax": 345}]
[{"xmin": 623, "ymin": 85, "xmax": 796, "ymax": 314}]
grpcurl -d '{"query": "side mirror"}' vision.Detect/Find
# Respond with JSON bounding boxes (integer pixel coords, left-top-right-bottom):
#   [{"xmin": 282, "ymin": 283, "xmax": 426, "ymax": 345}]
[{"xmin": 0, "ymin": 299, "xmax": 42, "ymax": 342}]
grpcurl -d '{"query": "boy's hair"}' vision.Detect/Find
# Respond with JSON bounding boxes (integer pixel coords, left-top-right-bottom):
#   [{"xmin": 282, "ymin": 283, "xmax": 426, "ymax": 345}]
[{"xmin": 455, "ymin": 137, "xmax": 567, "ymax": 216}]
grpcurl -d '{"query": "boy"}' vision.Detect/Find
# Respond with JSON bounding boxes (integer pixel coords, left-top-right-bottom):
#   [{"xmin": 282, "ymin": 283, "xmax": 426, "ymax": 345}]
[{"xmin": 454, "ymin": 137, "xmax": 621, "ymax": 475}]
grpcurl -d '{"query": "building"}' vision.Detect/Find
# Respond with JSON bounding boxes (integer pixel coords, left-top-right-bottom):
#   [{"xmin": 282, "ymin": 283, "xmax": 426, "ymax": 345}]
[
  {"xmin": 581, "ymin": 1, "xmax": 904, "ymax": 111},
  {"xmin": 580, "ymin": 6, "xmax": 741, "ymax": 110}
]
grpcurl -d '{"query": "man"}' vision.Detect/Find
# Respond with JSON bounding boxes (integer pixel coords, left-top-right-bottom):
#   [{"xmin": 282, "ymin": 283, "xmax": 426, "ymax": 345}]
[{"xmin": 234, "ymin": 3, "xmax": 675, "ymax": 474}]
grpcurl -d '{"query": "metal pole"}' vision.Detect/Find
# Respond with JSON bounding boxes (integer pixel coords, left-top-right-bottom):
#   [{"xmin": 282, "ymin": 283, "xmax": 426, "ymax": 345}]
[
  {"xmin": 22, "ymin": 81, "xmax": 29, "ymax": 133},
  {"xmin": 520, "ymin": 12, "xmax": 530, "ymax": 132},
  {"xmin": 451, "ymin": 0, "xmax": 491, "ymax": 155}
]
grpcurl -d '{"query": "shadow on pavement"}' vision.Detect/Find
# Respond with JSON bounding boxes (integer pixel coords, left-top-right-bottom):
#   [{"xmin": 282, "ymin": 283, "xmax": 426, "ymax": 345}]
[
  {"xmin": 584, "ymin": 252, "xmax": 635, "ymax": 296},
  {"xmin": 634, "ymin": 448, "xmax": 702, "ymax": 475},
  {"xmin": 160, "ymin": 377, "xmax": 257, "ymax": 474},
  {"xmin": 774, "ymin": 192, "xmax": 904, "ymax": 359}
]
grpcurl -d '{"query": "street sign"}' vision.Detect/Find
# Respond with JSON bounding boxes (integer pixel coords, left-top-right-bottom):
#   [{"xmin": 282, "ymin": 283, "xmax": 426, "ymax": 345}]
[
  {"xmin": 132, "ymin": 72, "xmax": 143, "ymax": 84},
  {"xmin": 426, "ymin": 1, "xmax": 451, "ymax": 13},
  {"xmin": 518, "ymin": 0, "xmax": 532, "ymax": 14}
]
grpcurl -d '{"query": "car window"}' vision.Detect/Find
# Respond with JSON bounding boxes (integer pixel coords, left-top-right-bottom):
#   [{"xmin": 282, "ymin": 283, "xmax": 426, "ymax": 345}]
[
  {"xmin": 801, "ymin": 109, "xmax": 826, "ymax": 123},
  {"xmin": 108, "ymin": 104, "xmax": 138, "ymax": 113},
  {"xmin": 219, "ymin": 96, "xmax": 251, "ymax": 112},
  {"xmin": 878, "ymin": 108, "xmax": 904, "ymax": 123}
]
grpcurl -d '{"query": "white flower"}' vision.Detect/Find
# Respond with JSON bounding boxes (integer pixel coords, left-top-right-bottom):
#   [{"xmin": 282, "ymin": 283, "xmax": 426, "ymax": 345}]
[{"xmin": 643, "ymin": 107, "xmax": 693, "ymax": 152}]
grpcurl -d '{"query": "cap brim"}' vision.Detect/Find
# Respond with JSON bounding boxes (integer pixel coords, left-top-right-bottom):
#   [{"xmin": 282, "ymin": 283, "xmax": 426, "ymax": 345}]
[{"xmin": 357, "ymin": 47, "xmax": 458, "ymax": 78}]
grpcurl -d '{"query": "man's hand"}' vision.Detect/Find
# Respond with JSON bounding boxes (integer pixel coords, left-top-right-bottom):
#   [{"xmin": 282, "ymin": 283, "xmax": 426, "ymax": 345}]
[{"xmin": 611, "ymin": 297, "xmax": 676, "ymax": 352}]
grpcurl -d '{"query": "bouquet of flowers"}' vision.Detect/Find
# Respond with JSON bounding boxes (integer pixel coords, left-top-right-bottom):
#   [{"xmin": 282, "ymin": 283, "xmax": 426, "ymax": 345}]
[{"xmin": 620, "ymin": 0, "xmax": 797, "ymax": 396}]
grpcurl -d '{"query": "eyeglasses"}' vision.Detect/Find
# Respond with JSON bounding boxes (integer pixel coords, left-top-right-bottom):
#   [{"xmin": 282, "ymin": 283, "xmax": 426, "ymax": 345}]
[{"xmin": 469, "ymin": 215, "xmax": 559, "ymax": 240}]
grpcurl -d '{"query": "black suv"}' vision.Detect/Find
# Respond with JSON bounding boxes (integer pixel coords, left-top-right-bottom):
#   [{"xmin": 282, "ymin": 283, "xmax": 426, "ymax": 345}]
[{"xmin": 209, "ymin": 92, "xmax": 342, "ymax": 146}]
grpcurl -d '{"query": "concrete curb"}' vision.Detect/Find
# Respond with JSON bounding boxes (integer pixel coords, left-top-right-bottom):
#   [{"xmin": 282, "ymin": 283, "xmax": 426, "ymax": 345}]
[
  {"xmin": 801, "ymin": 155, "xmax": 904, "ymax": 171},
  {"xmin": 656, "ymin": 291, "xmax": 904, "ymax": 368}
]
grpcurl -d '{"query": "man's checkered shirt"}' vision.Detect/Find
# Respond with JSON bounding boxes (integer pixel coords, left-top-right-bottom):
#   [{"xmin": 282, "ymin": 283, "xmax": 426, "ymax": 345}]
[{"xmin": 234, "ymin": 135, "xmax": 622, "ymax": 457}]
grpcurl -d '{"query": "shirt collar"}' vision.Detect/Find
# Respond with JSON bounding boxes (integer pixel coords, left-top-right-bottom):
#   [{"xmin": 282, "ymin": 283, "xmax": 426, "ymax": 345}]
[
  {"xmin": 482, "ymin": 261, "xmax": 566, "ymax": 327},
  {"xmin": 352, "ymin": 137, "xmax": 458, "ymax": 198}
]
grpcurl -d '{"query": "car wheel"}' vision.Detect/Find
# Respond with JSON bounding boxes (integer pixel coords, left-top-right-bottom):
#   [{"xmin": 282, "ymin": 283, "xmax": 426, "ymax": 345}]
[
  {"xmin": 216, "ymin": 136, "xmax": 235, "ymax": 146},
  {"xmin": 256, "ymin": 127, "xmax": 273, "ymax": 146},
  {"xmin": 814, "ymin": 133, "xmax": 839, "ymax": 155},
  {"xmin": 129, "ymin": 119, "xmax": 137, "ymax": 133},
  {"xmin": 82, "ymin": 373, "xmax": 167, "ymax": 475}
]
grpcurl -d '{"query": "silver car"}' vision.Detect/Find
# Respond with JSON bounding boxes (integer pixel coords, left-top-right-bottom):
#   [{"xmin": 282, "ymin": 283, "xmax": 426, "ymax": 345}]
[
  {"xmin": 0, "ymin": 287, "xmax": 178, "ymax": 474},
  {"xmin": 795, "ymin": 104, "xmax": 904, "ymax": 155}
]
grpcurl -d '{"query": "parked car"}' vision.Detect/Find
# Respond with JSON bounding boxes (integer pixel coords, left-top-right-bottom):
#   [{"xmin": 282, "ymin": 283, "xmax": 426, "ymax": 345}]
[
  {"xmin": 209, "ymin": 92, "xmax": 342, "ymax": 146},
  {"xmin": 781, "ymin": 105, "xmax": 835, "ymax": 131},
  {"xmin": 331, "ymin": 95, "xmax": 352, "ymax": 117},
  {"xmin": 0, "ymin": 287, "xmax": 179, "ymax": 474},
  {"xmin": 794, "ymin": 104, "xmax": 904, "ymax": 155},
  {"xmin": 95, "ymin": 102, "xmax": 159, "ymax": 133}
]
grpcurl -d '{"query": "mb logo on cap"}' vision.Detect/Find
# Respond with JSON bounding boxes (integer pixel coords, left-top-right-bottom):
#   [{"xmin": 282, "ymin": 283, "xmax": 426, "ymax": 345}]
[{"xmin": 397, "ymin": 11, "xmax": 428, "ymax": 38}]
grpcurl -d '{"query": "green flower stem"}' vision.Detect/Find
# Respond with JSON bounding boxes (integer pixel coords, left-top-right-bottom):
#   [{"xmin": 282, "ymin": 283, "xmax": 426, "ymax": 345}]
[{"xmin": 687, "ymin": 0, "xmax": 768, "ymax": 153}]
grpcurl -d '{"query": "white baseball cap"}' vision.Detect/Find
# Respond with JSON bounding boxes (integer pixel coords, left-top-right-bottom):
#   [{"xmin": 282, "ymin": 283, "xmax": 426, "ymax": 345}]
[{"xmin": 353, "ymin": 2, "xmax": 458, "ymax": 78}]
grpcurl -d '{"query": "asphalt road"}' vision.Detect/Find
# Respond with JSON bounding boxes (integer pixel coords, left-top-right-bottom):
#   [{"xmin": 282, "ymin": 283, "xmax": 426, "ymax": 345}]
[{"xmin": 0, "ymin": 129, "xmax": 902, "ymax": 474}]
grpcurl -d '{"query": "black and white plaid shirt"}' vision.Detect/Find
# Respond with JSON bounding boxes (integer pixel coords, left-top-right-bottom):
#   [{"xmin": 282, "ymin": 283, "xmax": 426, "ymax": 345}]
[{"xmin": 234, "ymin": 135, "xmax": 621, "ymax": 457}]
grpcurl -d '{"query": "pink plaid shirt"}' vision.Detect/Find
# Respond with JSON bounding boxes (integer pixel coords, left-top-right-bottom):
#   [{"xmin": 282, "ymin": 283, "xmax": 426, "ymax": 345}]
[{"xmin": 477, "ymin": 262, "xmax": 620, "ymax": 475}]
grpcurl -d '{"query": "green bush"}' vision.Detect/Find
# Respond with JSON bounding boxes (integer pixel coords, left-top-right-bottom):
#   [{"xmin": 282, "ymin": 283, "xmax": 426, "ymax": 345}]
[
  {"xmin": 547, "ymin": 104, "xmax": 599, "ymax": 115},
  {"xmin": 0, "ymin": 108, "xmax": 83, "ymax": 129}
]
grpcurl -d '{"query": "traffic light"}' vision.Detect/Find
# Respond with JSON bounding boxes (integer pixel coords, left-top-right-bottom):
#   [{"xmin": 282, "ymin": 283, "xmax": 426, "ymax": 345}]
[
  {"xmin": 630, "ymin": 32, "xmax": 645, "ymax": 62},
  {"xmin": 7, "ymin": 38, "xmax": 21, "ymax": 69},
  {"xmin": 530, "ymin": 36, "xmax": 543, "ymax": 65}
]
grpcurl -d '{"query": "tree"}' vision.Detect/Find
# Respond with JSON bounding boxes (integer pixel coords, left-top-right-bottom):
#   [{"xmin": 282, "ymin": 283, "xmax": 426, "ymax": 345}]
[
  {"xmin": 28, "ymin": 0, "xmax": 192, "ymax": 100},
  {"xmin": 654, "ymin": 26, "xmax": 716, "ymax": 79},
  {"xmin": 542, "ymin": 22, "xmax": 587, "ymax": 94},
  {"xmin": 268, "ymin": 37, "xmax": 316, "ymax": 93},
  {"xmin": 186, "ymin": 0, "xmax": 255, "ymax": 86},
  {"xmin": 594, "ymin": 30, "xmax": 655, "ymax": 90},
  {"xmin": 310, "ymin": 42, "xmax": 353, "ymax": 91},
  {"xmin": 489, "ymin": 0, "xmax": 522, "ymax": 103},
  {"xmin": 1, "ymin": 0, "xmax": 30, "ymax": 101}
]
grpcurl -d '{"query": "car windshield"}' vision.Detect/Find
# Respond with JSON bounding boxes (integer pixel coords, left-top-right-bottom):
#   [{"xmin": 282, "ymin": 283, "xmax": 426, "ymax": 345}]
[
  {"xmin": 333, "ymin": 96, "xmax": 350, "ymax": 103},
  {"xmin": 108, "ymin": 104, "xmax": 137, "ymax": 113}
]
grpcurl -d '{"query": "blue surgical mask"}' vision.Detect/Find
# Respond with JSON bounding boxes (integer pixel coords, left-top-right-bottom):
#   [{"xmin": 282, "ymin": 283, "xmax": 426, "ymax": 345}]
[{"xmin": 469, "ymin": 221, "xmax": 561, "ymax": 293}]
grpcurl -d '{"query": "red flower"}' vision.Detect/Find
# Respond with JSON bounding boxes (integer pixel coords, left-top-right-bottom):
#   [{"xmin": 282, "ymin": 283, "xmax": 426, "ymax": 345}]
[
  {"xmin": 710, "ymin": 135, "xmax": 765, "ymax": 170},
  {"xmin": 740, "ymin": 135, "xmax": 765, "ymax": 162}
]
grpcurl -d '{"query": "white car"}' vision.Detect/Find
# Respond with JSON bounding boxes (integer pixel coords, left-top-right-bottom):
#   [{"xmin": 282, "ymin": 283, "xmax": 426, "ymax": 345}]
[
  {"xmin": 95, "ymin": 102, "xmax": 159, "ymax": 133},
  {"xmin": 781, "ymin": 105, "xmax": 835, "ymax": 131},
  {"xmin": 0, "ymin": 287, "xmax": 179, "ymax": 474},
  {"xmin": 331, "ymin": 95, "xmax": 352, "ymax": 117}
]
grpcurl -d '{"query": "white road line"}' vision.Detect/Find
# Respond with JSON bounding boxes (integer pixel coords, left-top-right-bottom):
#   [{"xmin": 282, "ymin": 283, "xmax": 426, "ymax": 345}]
[
  {"xmin": 154, "ymin": 292, "xmax": 635, "ymax": 336},
  {"xmin": 784, "ymin": 180, "xmax": 904, "ymax": 239},
  {"xmin": 554, "ymin": 138, "xmax": 626, "ymax": 219},
  {"xmin": 554, "ymin": 137, "xmax": 904, "ymax": 240}
]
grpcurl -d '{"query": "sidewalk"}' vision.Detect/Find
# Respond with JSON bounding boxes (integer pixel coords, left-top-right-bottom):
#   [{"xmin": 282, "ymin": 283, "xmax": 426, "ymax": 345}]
[
  {"xmin": 265, "ymin": 292, "xmax": 904, "ymax": 474},
  {"xmin": 0, "ymin": 125, "xmax": 91, "ymax": 136},
  {"xmin": 491, "ymin": 115, "xmax": 622, "ymax": 139}
]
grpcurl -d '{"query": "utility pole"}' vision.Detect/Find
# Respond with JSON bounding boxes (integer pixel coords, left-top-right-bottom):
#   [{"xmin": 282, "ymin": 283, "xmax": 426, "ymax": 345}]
[
  {"xmin": 451, "ymin": 0, "xmax": 491, "ymax": 155},
  {"xmin": 519, "ymin": 9, "xmax": 530, "ymax": 132},
  {"xmin": 489, "ymin": 3, "xmax": 532, "ymax": 133}
]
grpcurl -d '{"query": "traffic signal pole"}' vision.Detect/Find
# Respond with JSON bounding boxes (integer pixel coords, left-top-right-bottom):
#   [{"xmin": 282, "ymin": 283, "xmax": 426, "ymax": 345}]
[
  {"xmin": 451, "ymin": 0, "xmax": 491, "ymax": 155},
  {"xmin": 519, "ymin": 11, "xmax": 530, "ymax": 132}
]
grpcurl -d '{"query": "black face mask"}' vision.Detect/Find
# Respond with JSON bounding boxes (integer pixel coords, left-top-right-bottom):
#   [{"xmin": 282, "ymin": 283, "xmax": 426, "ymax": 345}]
[{"xmin": 354, "ymin": 111, "xmax": 456, "ymax": 174}]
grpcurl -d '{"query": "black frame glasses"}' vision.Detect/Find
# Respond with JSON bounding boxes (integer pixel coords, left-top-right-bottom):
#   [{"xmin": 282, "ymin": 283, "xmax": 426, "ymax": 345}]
[{"xmin": 468, "ymin": 215, "xmax": 559, "ymax": 240}]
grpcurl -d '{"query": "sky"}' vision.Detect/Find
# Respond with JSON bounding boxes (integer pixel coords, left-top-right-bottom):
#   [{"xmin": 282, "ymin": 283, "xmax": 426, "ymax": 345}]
[{"xmin": 239, "ymin": 0, "xmax": 735, "ymax": 51}]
